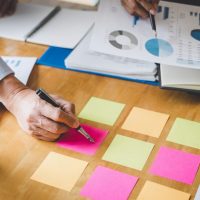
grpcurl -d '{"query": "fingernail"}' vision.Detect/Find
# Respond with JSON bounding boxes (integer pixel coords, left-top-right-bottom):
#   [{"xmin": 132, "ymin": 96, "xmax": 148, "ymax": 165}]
[
  {"xmin": 150, "ymin": 9, "xmax": 156, "ymax": 15},
  {"xmin": 73, "ymin": 119, "xmax": 80, "ymax": 128}
]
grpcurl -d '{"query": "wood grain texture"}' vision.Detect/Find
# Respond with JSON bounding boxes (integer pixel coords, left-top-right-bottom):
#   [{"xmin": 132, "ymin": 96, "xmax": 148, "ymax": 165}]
[{"xmin": 0, "ymin": 1, "xmax": 200, "ymax": 199}]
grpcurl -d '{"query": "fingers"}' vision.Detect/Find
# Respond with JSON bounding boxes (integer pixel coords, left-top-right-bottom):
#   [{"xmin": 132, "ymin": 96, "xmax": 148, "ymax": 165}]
[
  {"xmin": 8, "ymin": 0, "xmax": 17, "ymax": 15},
  {"xmin": 135, "ymin": 3, "xmax": 149, "ymax": 18},
  {"xmin": 0, "ymin": 0, "xmax": 17, "ymax": 17},
  {"xmin": 136, "ymin": 0, "xmax": 155, "ymax": 15},
  {"xmin": 121, "ymin": 0, "xmax": 148, "ymax": 18},
  {"xmin": 31, "ymin": 131, "xmax": 60, "ymax": 142},
  {"xmin": 35, "ymin": 116, "xmax": 69, "ymax": 134},
  {"xmin": 39, "ymin": 99, "xmax": 79, "ymax": 128},
  {"xmin": 26, "ymin": 115, "xmax": 69, "ymax": 142},
  {"xmin": 52, "ymin": 95, "xmax": 76, "ymax": 114},
  {"xmin": 152, "ymin": 0, "xmax": 160, "ymax": 13},
  {"xmin": 121, "ymin": 0, "xmax": 159, "ymax": 17}
]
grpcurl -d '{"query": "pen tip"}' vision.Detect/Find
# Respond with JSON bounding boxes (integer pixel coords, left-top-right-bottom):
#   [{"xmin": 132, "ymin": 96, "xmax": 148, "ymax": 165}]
[{"xmin": 89, "ymin": 138, "xmax": 95, "ymax": 143}]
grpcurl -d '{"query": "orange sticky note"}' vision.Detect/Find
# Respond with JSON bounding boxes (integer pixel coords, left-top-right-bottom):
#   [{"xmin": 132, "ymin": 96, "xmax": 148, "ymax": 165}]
[
  {"xmin": 122, "ymin": 107, "xmax": 169, "ymax": 138},
  {"xmin": 31, "ymin": 152, "xmax": 88, "ymax": 191},
  {"xmin": 137, "ymin": 181, "xmax": 190, "ymax": 200}
]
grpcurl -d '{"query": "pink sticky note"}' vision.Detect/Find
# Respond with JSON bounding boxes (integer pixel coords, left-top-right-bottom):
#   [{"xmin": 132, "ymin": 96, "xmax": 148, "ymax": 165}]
[
  {"xmin": 80, "ymin": 166, "xmax": 138, "ymax": 200},
  {"xmin": 57, "ymin": 124, "xmax": 109, "ymax": 155},
  {"xmin": 149, "ymin": 146, "xmax": 200, "ymax": 185}
]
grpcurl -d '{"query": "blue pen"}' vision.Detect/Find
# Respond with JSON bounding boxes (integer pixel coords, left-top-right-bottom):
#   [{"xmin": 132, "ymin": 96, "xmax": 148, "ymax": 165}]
[{"xmin": 133, "ymin": 15, "xmax": 139, "ymax": 26}]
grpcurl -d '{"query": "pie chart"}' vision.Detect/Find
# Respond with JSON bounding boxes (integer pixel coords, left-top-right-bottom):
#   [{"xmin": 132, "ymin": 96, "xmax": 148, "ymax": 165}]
[
  {"xmin": 191, "ymin": 29, "xmax": 200, "ymax": 41},
  {"xmin": 145, "ymin": 38, "xmax": 173, "ymax": 57},
  {"xmin": 109, "ymin": 30, "xmax": 138, "ymax": 50}
]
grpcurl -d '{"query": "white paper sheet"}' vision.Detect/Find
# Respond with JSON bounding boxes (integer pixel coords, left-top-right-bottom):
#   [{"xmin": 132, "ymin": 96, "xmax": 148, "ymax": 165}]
[
  {"xmin": 90, "ymin": 0, "xmax": 200, "ymax": 69},
  {"xmin": 66, "ymin": 30, "xmax": 157, "ymax": 81},
  {"xmin": 28, "ymin": 9, "xmax": 96, "ymax": 48},
  {"xmin": 0, "ymin": 3, "xmax": 54, "ymax": 41},
  {"xmin": 2, "ymin": 56, "xmax": 37, "ymax": 85},
  {"xmin": 60, "ymin": 0, "xmax": 99, "ymax": 6}
]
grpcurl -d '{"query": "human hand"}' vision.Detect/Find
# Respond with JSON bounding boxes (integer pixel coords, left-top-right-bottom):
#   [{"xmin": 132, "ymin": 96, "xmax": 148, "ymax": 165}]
[
  {"xmin": 0, "ymin": 0, "xmax": 18, "ymax": 17},
  {"xmin": 121, "ymin": 0, "xmax": 159, "ymax": 18},
  {"xmin": 5, "ymin": 87, "xmax": 79, "ymax": 142}
]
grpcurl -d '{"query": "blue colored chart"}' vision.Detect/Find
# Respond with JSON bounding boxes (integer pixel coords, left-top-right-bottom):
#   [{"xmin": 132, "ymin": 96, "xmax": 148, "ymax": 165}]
[
  {"xmin": 145, "ymin": 38, "xmax": 173, "ymax": 57},
  {"xmin": 191, "ymin": 29, "xmax": 200, "ymax": 41}
]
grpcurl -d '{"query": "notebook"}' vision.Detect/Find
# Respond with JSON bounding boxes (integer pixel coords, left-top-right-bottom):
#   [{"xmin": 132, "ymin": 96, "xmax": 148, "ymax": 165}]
[
  {"xmin": 160, "ymin": 65, "xmax": 200, "ymax": 93},
  {"xmin": 0, "ymin": 3, "xmax": 96, "ymax": 48}
]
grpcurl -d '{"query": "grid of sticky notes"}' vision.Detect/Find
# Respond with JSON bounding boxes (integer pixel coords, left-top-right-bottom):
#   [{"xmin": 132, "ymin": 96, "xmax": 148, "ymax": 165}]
[{"xmin": 30, "ymin": 96, "xmax": 200, "ymax": 199}]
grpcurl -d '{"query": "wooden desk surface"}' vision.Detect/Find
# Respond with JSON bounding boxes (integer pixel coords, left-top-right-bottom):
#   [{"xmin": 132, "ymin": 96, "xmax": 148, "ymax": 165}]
[
  {"xmin": 0, "ymin": 3, "xmax": 200, "ymax": 199},
  {"xmin": 0, "ymin": 38, "xmax": 200, "ymax": 200}
]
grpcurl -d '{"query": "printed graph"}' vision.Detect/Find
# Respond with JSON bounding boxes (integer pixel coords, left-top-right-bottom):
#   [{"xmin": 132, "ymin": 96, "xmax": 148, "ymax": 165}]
[
  {"xmin": 190, "ymin": 11, "xmax": 200, "ymax": 25},
  {"xmin": 108, "ymin": 30, "xmax": 138, "ymax": 50},
  {"xmin": 145, "ymin": 38, "xmax": 173, "ymax": 57},
  {"xmin": 157, "ymin": 6, "xmax": 170, "ymax": 20},
  {"xmin": 191, "ymin": 29, "xmax": 200, "ymax": 41}
]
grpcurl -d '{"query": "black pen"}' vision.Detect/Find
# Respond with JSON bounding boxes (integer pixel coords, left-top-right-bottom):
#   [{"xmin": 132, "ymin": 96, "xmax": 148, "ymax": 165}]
[
  {"xmin": 149, "ymin": 13, "xmax": 157, "ymax": 38},
  {"xmin": 25, "ymin": 6, "xmax": 61, "ymax": 41},
  {"xmin": 36, "ymin": 88, "xmax": 95, "ymax": 143}
]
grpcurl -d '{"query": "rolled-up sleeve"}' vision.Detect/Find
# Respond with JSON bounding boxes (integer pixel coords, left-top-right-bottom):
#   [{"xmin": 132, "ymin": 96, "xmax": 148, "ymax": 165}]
[{"xmin": 0, "ymin": 57, "xmax": 14, "ymax": 80}]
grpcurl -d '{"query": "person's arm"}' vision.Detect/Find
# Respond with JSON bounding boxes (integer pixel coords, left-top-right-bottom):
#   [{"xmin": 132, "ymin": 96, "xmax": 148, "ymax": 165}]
[
  {"xmin": 0, "ymin": 0, "xmax": 18, "ymax": 17},
  {"xmin": 121, "ymin": 0, "xmax": 159, "ymax": 18},
  {"xmin": 0, "ymin": 60, "xmax": 79, "ymax": 142}
]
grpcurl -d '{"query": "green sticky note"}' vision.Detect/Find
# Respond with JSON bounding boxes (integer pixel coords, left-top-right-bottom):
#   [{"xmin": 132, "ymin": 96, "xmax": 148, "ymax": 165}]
[
  {"xmin": 167, "ymin": 118, "xmax": 200, "ymax": 149},
  {"xmin": 102, "ymin": 134, "xmax": 154, "ymax": 170},
  {"xmin": 78, "ymin": 97, "xmax": 125, "ymax": 126}
]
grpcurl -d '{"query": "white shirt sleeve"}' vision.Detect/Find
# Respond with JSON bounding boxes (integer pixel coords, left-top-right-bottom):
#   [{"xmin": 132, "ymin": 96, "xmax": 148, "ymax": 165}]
[{"xmin": 0, "ymin": 57, "xmax": 14, "ymax": 80}]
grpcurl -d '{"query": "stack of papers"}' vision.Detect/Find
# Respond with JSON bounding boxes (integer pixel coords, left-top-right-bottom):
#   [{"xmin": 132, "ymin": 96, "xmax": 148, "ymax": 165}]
[
  {"xmin": 80, "ymin": 0, "xmax": 199, "ymax": 90},
  {"xmin": 65, "ymin": 31, "xmax": 157, "ymax": 81},
  {"xmin": 2, "ymin": 56, "xmax": 37, "ymax": 85}
]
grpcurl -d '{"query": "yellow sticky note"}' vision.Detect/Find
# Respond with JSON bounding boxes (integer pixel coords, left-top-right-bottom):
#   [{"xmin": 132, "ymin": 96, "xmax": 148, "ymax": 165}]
[
  {"xmin": 122, "ymin": 107, "xmax": 169, "ymax": 138},
  {"xmin": 31, "ymin": 152, "xmax": 88, "ymax": 191},
  {"xmin": 137, "ymin": 181, "xmax": 190, "ymax": 200}
]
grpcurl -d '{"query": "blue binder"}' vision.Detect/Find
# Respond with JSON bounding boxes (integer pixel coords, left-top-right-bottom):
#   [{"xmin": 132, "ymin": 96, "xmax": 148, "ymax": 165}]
[{"xmin": 37, "ymin": 46, "xmax": 159, "ymax": 86}]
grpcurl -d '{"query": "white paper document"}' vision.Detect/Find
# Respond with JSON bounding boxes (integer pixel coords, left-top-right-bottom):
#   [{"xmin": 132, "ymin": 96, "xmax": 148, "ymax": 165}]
[
  {"xmin": 0, "ymin": 3, "xmax": 54, "ymax": 41},
  {"xmin": 2, "ymin": 56, "xmax": 37, "ymax": 85},
  {"xmin": 60, "ymin": 0, "xmax": 99, "ymax": 6},
  {"xmin": 90, "ymin": 0, "xmax": 200, "ymax": 69},
  {"xmin": 66, "ymin": 30, "xmax": 157, "ymax": 81},
  {"xmin": 27, "ymin": 9, "xmax": 96, "ymax": 48}
]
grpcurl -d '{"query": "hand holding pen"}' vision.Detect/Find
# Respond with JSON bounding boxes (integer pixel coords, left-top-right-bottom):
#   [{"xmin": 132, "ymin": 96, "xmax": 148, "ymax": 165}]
[
  {"xmin": 36, "ymin": 89, "xmax": 95, "ymax": 143},
  {"xmin": 126, "ymin": 0, "xmax": 158, "ymax": 37},
  {"xmin": 122, "ymin": 0, "xmax": 159, "ymax": 18}
]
